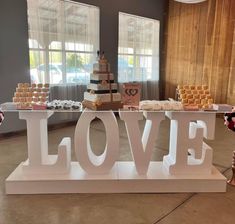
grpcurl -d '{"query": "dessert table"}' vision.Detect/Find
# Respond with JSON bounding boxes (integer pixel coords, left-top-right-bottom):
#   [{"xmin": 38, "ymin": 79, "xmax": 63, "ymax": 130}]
[{"xmin": 2, "ymin": 108, "xmax": 227, "ymax": 194}]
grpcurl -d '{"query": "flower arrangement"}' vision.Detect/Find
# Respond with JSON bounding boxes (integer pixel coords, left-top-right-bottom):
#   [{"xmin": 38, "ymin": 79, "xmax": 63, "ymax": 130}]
[
  {"xmin": 224, "ymin": 106, "xmax": 235, "ymax": 186},
  {"xmin": 224, "ymin": 107, "xmax": 235, "ymax": 132}
]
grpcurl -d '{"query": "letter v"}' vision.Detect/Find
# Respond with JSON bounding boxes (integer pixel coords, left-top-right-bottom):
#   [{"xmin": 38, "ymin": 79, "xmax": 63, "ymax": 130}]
[{"xmin": 119, "ymin": 111, "xmax": 165, "ymax": 175}]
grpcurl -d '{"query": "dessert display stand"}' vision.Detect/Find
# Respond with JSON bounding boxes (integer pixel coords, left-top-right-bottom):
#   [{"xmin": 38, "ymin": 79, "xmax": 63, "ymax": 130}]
[{"xmin": 5, "ymin": 109, "xmax": 226, "ymax": 194}]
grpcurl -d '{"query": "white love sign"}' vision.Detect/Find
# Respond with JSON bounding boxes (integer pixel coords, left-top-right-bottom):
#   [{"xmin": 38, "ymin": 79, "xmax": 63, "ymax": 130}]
[
  {"xmin": 6, "ymin": 109, "xmax": 226, "ymax": 194},
  {"xmin": 19, "ymin": 109, "xmax": 215, "ymax": 176}
]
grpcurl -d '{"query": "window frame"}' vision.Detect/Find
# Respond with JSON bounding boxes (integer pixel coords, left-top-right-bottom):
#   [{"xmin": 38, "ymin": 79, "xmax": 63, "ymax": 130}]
[
  {"xmin": 28, "ymin": 1, "xmax": 100, "ymax": 85},
  {"xmin": 118, "ymin": 12, "xmax": 160, "ymax": 83}
]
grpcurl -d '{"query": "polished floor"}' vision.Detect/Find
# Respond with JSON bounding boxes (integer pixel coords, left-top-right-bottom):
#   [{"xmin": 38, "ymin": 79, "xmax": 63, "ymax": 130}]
[{"xmin": 0, "ymin": 117, "xmax": 235, "ymax": 224}]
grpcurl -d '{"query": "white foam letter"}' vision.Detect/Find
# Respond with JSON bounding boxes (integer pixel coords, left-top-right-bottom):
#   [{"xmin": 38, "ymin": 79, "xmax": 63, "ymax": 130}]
[
  {"xmin": 74, "ymin": 109, "xmax": 119, "ymax": 174},
  {"xmin": 163, "ymin": 112, "xmax": 215, "ymax": 175},
  {"xmin": 119, "ymin": 111, "xmax": 165, "ymax": 175},
  {"xmin": 20, "ymin": 111, "xmax": 71, "ymax": 174}
]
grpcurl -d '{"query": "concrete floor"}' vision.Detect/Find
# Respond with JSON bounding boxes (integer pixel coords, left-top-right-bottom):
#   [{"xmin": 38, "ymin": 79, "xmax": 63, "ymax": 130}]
[{"xmin": 0, "ymin": 117, "xmax": 235, "ymax": 224}]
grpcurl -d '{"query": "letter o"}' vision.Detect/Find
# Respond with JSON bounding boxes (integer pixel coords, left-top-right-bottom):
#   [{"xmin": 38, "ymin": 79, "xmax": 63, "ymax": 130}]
[{"xmin": 74, "ymin": 109, "xmax": 119, "ymax": 174}]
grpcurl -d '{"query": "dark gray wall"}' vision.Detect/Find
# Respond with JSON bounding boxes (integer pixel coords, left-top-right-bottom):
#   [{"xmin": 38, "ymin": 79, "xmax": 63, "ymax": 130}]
[
  {"xmin": 0, "ymin": 0, "xmax": 30, "ymax": 133},
  {"xmin": 0, "ymin": 0, "xmax": 167, "ymax": 134}
]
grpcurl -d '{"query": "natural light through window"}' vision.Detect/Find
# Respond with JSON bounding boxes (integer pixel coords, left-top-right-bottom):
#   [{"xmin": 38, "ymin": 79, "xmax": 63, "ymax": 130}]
[
  {"xmin": 27, "ymin": 0, "xmax": 99, "ymax": 85},
  {"xmin": 118, "ymin": 12, "xmax": 160, "ymax": 83}
]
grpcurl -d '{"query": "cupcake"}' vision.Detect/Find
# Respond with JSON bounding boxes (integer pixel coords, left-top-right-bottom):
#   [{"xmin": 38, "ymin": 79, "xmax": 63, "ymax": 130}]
[
  {"xmin": 186, "ymin": 90, "xmax": 192, "ymax": 94},
  {"xmin": 27, "ymin": 97, "xmax": 33, "ymax": 102},
  {"xmin": 188, "ymin": 94, "xmax": 194, "ymax": 99},
  {"xmin": 23, "ymin": 83, "xmax": 30, "ymax": 88},
  {"xmin": 33, "ymin": 97, "xmax": 39, "ymax": 102},
  {"xmin": 181, "ymin": 94, "xmax": 187, "ymax": 99},
  {"xmin": 15, "ymin": 92, "xmax": 21, "ymax": 97},
  {"xmin": 201, "ymin": 99, "xmax": 207, "ymax": 105},
  {"xmin": 16, "ymin": 87, "xmax": 23, "ymax": 92},
  {"xmin": 42, "ymin": 88, "xmax": 49, "ymax": 92},
  {"xmin": 200, "ymin": 95, "xmax": 206, "ymax": 99},
  {"xmin": 18, "ymin": 83, "xmax": 24, "ymax": 88},
  {"xmin": 188, "ymin": 99, "xmax": 195, "ymax": 104},
  {"xmin": 208, "ymin": 99, "xmax": 213, "ymax": 104},
  {"xmin": 44, "ymin": 83, "xmax": 50, "ymax": 88},
  {"xmin": 190, "ymin": 85, "xmax": 196, "ymax": 90},
  {"xmin": 193, "ymin": 94, "xmax": 200, "ymax": 99}
]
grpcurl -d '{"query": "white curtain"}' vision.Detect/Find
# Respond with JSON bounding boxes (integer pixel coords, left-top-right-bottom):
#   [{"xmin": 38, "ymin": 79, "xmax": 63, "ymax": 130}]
[
  {"xmin": 27, "ymin": 0, "xmax": 99, "ymax": 120},
  {"xmin": 118, "ymin": 12, "xmax": 160, "ymax": 100}
]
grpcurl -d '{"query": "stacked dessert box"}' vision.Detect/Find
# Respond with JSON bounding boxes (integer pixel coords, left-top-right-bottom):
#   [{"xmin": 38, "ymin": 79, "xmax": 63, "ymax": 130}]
[
  {"xmin": 12, "ymin": 83, "xmax": 50, "ymax": 109},
  {"xmin": 177, "ymin": 85, "xmax": 214, "ymax": 110},
  {"xmin": 83, "ymin": 51, "xmax": 123, "ymax": 110}
]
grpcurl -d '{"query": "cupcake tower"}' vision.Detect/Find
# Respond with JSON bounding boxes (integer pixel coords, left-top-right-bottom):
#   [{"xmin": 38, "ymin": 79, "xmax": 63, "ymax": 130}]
[
  {"xmin": 13, "ymin": 83, "xmax": 50, "ymax": 109},
  {"xmin": 177, "ymin": 85, "xmax": 214, "ymax": 110}
]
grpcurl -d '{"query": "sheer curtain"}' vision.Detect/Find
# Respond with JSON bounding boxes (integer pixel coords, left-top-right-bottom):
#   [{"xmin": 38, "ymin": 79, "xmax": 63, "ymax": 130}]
[
  {"xmin": 118, "ymin": 12, "xmax": 160, "ymax": 100},
  {"xmin": 27, "ymin": 0, "xmax": 99, "ymax": 120},
  {"xmin": 27, "ymin": 0, "xmax": 99, "ymax": 102}
]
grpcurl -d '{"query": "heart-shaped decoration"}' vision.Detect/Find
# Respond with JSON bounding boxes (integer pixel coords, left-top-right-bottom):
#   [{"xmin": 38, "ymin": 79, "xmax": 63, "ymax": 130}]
[{"xmin": 125, "ymin": 89, "xmax": 138, "ymax": 97}]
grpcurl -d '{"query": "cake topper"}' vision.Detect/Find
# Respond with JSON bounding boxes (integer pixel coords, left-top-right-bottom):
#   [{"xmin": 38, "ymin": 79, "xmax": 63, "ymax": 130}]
[
  {"xmin": 102, "ymin": 51, "xmax": 105, "ymax": 59},
  {"xmin": 96, "ymin": 50, "xmax": 100, "ymax": 60}
]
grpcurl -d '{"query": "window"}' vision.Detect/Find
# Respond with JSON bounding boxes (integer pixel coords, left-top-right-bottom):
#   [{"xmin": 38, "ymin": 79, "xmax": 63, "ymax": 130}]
[
  {"xmin": 118, "ymin": 12, "xmax": 160, "ymax": 83},
  {"xmin": 27, "ymin": 0, "xmax": 99, "ymax": 85}
]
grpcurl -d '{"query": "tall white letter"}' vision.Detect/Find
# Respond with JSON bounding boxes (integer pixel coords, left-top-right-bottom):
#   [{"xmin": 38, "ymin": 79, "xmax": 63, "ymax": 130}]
[
  {"xmin": 20, "ymin": 111, "xmax": 71, "ymax": 174},
  {"xmin": 74, "ymin": 109, "xmax": 119, "ymax": 174},
  {"xmin": 163, "ymin": 111, "xmax": 215, "ymax": 175},
  {"xmin": 119, "ymin": 111, "xmax": 165, "ymax": 175}
]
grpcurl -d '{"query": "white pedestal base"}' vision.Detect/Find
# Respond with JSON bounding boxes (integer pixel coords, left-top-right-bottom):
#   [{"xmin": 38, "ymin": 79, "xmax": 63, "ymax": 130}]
[
  {"xmin": 5, "ymin": 110, "xmax": 227, "ymax": 194},
  {"xmin": 6, "ymin": 160, "xmax": 226, "ymax": 194}
]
